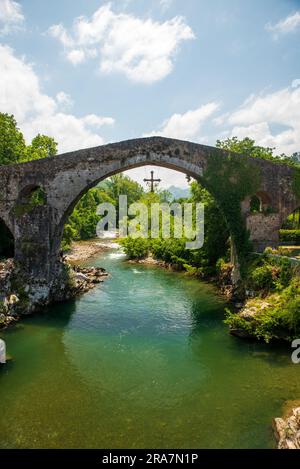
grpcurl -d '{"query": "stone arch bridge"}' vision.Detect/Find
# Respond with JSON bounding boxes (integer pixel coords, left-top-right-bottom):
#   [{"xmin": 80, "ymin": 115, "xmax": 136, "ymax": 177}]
[{"xmin": 0, "ymin": 137, "xmax": 298, "ymax": 298}]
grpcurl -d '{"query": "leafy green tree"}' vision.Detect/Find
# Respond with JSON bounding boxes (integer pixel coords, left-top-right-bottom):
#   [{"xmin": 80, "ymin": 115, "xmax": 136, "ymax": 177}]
[
  {"xmin": 120, "ymin": 180, "xmax": 229, "ymax": 275},
  {"xmin": 0, "ymin": 113, "xmax": 58, "ymax": 165},
  {"xmin": 62, "ymin": 189, "xmax": 116, "ymax": 249},
  {"xmin": 138, "ymin": 191, "xmax": 161, "ymax": 206},
  {"xmin": 157, "ymin": 189, "xmax": 172, "ymax": 203},
  {"xmin": 0, "ymin": 113, "xmax": 26, "ymax": 165},
  {"xmin": 104, "ymin": 174, "xmax": 144, "ymax": 206},
  {"xmin": 189, "ymin": 181, "xmax": 229, "ymax": 270},
  {"xmin": 216, "ymin": 136, "xmax": 276, "ymax": 160},
  {"xmin": 61, "ymin": 176, "xmax": 145, "ymax": 250},
  {"xmin": 25, "ymin": 134, "xmax": 58, "ymax": 161},
  {"xmin": 98, "ymin": 174, "xmax": 144, "ymax": 227},
  {"xmin": 119, "ymin": 237, "xmax": 149, "ymax": 259}
]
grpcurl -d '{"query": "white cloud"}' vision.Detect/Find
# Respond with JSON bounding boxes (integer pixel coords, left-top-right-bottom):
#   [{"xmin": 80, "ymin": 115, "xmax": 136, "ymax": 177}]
[
  {"xmin": 0, "ymin": 0, "xmax": 24, "ymax": 35},
  {"xmin": 21, "ymin": 113, "xmax": 108, "ymax": 153},
  {"xmin": 81, "ymin": 114, "xmax": 115, "ymax": 127},
  {"xmin": 127, "ymin": 103, "xmax": 218, "ymax": 185},
  {"xmin": 225, "ymin": 81, "xmax": 300, "ymax": 155},
  {"xmin": 65, "ymin": 47, "xmax": 97, "ymax": 65},
  {"xmin": 213, "ymin": 112, "xmax": 229, "ymax": 126},
  {"xmin": 0, "ymin": 44, "xmax": 114, "ymax": 153},
  {"xmin": 230, "ymin": 122, "xmax": 276, "ymax": 147},
  {"xmin": 292, "ymin": 78, "xmax": 300, "ymax": 89},
  {"xmin": 56, "ymin": 91, "xmax": 73, "ymax": 108},
  {"xmin": 48, "ymin": 3, "xmax": 195, "ymax": 84},
  {"xmin": 266, "ymin": 11, "xmax": 300, "ymax": 38},
  {"xmin": 48, "ymin": 23, "xmax": 73, "ymax": 48},
  {"xmin": 147, "ymin": 102, "xmax": 219, "ymax": 140},
  {"xmin": 0, "ymin": 44, "xmax": 56, "ymax": 122},
  {"xmin": 228, "ymin": 85, "xmax": 299, "ymax": 128},
  {"xmin": 66, "ymin": 49, "xmax": 86, "ymax": 65}
]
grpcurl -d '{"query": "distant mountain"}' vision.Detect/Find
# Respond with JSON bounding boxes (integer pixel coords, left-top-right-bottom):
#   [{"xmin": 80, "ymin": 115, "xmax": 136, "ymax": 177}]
[{"xmin": 167, "ymin": 185, "xmax": 190, "ymax": 200}]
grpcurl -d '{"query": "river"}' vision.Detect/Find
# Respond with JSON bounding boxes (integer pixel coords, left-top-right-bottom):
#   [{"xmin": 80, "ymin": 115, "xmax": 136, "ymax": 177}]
[{"xmin": 0, "ymin": 245, "xmax": 299, "ymax": 448}]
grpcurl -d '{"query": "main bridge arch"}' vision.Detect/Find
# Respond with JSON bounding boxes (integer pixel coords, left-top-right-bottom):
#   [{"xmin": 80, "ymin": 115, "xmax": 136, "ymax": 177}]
[
  {"xmin": 50, "ymin": 141, "xmax": 205, "ymax": 232},
  {"xmin": 0, "ymin": 136, "xmax": 299, "ymax": 289}
]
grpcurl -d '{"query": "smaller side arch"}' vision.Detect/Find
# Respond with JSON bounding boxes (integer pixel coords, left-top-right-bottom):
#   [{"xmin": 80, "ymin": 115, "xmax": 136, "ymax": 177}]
[
  {"xmin": 255, "ymin": 191, "xmax": 272, "ymax": 212},
  {"xmin": 13, "ymin": 185, "xmax": 48, "ymax": 218},
  {"xmin": 17, "ymin": 185, "xmax": 47, "ymax": 207},
  {"xmin": 244, "ymin": 191, "xmax": 273, "ymax": 214}
]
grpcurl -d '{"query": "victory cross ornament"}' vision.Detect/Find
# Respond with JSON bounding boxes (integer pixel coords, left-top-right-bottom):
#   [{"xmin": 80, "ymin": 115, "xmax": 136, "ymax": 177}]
[{"xmin": 143, "ymin": 170, "xmax": 161, "ymax": 192}]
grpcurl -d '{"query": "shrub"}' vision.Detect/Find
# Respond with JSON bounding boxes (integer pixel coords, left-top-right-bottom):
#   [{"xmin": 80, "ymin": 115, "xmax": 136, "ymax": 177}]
[
  {"xmin": 119, "ymin": 237, "xmax": 149, "ymax": 259},
  {"xmin": 275, "ymin": 257, "xmax": 293, "ymax": 288},
  {"xmin": 150, "ymin": 238, "xmax": 188, "ymax": 263},
  {"xmin": 183, "ymin": 263, "xmax": 204, "ymax": 277},
  {"xmin": 250, "ymin": 264, "xmax": 275, "ymax": 291},
  {"xmin": 225, "ymin": 276, "xmax": 300, "ymax": 342},
  {"xmin": 279, "ymin": 229, "xmax": 300, "ymax": 244},
  {"xmin": 247, "ymin": 256, "xmax": 293, "ymax": 292}
]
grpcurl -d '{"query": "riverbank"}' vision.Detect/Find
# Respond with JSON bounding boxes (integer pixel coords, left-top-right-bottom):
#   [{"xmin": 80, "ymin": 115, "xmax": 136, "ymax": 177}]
[
  {"xmin": 0, "ymin": 258, "xmax": 109, "ymax": 330},
  {"xmin": 127, "ymin": 255, "xmax": 169, "ymax": 268},
  {"xmin": 0, "ymin": 240, "xmax": 116, "ymax": 330},
  {"xmin": 65, "ymin": 239, "xmax": 113, "ymax": 263},
  {"xmin": 225, "ymin": 271, "xmax": 300, "ymax": 343}
]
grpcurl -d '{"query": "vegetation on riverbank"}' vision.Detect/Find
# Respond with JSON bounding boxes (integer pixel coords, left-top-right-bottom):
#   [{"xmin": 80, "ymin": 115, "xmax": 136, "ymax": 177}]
[
  {"xmin": 280, "ymin": 230, "xmax": 300, "ymax": 244},
  {"xmin": 0, "ymin": 256, "xmax": 109, "ymax": 329},
  {"xmin": 224, "ymin": 253, "xmax": 300, "ymax": 342},
  {"xmin": 120, "ymin": 180, "xmax": 229, "ymax": 276}
]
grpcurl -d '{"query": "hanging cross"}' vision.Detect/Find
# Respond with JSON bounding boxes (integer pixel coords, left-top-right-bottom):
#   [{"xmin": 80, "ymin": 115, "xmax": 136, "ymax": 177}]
[{"xmin": 143, "ymin": 170, "xmax": 161, "ymax": 192}]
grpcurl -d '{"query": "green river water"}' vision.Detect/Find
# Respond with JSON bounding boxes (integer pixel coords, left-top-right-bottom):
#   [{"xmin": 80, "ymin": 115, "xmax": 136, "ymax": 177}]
[{"xmin": 0, "ymin": 246, "xmax": 299, "ymax": 448}]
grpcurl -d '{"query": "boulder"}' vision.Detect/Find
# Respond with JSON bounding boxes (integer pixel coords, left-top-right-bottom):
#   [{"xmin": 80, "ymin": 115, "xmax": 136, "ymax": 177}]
[{"xmin": 273, "ymin": 407, "xmax": 300, "ymax": 449}]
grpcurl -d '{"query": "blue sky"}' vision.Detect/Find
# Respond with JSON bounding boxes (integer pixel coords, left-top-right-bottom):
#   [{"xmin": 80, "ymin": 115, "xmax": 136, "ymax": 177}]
[{"xmin": 0, "ymin": 0, "xmax": 300, "ymax": 187}]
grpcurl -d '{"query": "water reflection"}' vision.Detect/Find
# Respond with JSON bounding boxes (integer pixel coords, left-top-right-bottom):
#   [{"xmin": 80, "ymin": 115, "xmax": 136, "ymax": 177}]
[{"xmin": 0, "ymin": 250, "xmax": 299, "ymax": 448}]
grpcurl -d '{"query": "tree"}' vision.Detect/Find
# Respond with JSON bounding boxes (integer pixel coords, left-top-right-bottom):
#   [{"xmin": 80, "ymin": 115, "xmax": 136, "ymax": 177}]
[
  {"xmin": 157, "ymin": 189, "xmax": 172, "ymax": 203},
  {"xmin": 25, "ymin": 134, "xmax": 58, "ymax": 161},
  {"xmin": 104, "ymin": 174, "xmax": 144, "ymax": 206},
  {"xmin": 62, "ymin": 188, "xmax": 116, "ymax": 249},
  {"xmin": 100, "ymin": 174, "xmax": 144, "ymax": 226},
  {"xmin": 0, "ymin": 113, "xmax": 58, "ymax": 165},
  {"xmin": 189, "ymin": 181, "xmax": 229, "ymax": 268},
  {"xmin": 216, "ymin": 136, "xmax": 276, "ymax": 160},
  {"xmin": 120, "ymin": 179, "xmax": 230, "ymax": 274},
  {"xmin": 0, "ymin": 113, "xmax": 26, "ymax": 165}
]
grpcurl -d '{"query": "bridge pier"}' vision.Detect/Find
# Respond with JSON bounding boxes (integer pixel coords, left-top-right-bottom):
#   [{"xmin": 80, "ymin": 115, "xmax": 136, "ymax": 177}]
[
  {"xmin": 14, "ymin": 207, "xmax": 53, "ymax": 280},
  {"xmin": 13, "ymin": 205, "xmax": 65, "ymax": 306}
]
